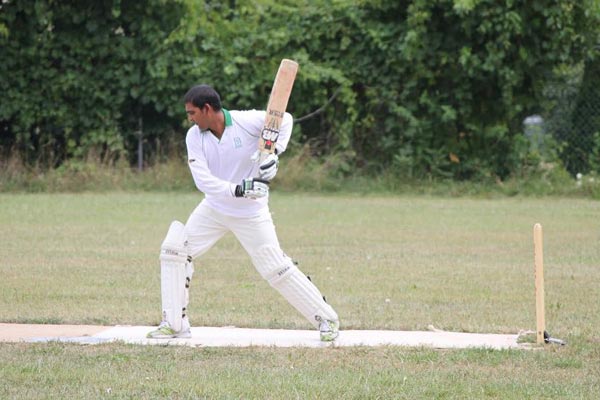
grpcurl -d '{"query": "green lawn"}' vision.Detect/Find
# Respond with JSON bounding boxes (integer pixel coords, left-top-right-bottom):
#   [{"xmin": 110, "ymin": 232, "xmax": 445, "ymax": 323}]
[{"xmin": 1, "ymin": 192, "xmax": 599, "ymax": 399}]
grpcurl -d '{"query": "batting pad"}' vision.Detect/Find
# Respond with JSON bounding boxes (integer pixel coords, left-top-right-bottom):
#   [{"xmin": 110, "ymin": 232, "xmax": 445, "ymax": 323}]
[
  {"xmin": 160, "ymin": 220, "xmax": 189, "ymax": 332},
  {"xmin": 252, "ymin": 245, "xmax": 338, "ymax": 328},
  {"xmin": 0, "ymin": 323, "xmax": 529, "ymax": 350}
]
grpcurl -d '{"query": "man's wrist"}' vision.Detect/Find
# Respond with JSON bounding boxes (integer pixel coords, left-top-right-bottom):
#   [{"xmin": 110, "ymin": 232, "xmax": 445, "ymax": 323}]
[{"xmin": 231, "ymin": 183, "xmax": 241, "ymax": 197}]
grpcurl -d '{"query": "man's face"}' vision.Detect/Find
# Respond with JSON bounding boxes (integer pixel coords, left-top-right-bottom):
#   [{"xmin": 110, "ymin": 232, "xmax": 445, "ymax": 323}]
[{"xmin": 185, "ymin": 102, "xmax": 208, "ymax": 130}]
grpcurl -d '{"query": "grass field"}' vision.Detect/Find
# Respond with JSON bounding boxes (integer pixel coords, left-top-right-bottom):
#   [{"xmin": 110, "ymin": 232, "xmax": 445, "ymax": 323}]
[{"xmin": 1, "ymin": 192, "xmax": 599, "ymax": 399}]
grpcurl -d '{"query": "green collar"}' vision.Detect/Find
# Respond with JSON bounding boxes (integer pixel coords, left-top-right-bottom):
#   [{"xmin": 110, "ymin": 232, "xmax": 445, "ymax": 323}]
[{"xmin": 223, "ymin": 109, "xmax": 232, "ymax": 127}]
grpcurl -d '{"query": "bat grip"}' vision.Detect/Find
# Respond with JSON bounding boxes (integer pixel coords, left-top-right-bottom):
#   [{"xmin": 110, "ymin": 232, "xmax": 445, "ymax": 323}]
[{"xmin": 257, "ymin": 150, "xmax": 273, "ymax": 164}]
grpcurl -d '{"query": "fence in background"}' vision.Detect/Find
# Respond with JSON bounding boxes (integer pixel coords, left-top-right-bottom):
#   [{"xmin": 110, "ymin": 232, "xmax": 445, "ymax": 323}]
[{"xmin": 527, "ymin": 67, "xmax": 600, "ymax": 175}]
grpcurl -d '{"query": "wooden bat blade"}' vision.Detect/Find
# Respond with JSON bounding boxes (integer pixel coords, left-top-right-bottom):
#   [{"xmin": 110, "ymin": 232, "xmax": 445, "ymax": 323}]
[{"xmin": 258, "ymin": 59, "xmax": 298, "ymax": 156}]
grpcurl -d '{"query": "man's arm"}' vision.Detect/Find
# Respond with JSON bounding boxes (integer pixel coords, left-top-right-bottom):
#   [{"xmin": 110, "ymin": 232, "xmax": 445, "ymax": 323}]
[
  {"xmin": 187, "ymin": 153, "xmax": 238, "ymax": 197},
  {"xmin": 186, "ymin": 131, "xmax": 238, "ymax": 197},
  {"xmin": 273, "ymin": 112, "xmax": 293, "ymax": 155},
  {"xmin": 232, "ymin": 110, "xmax": 294, "ymax": 155},
  {"xmin": 186, "ymin": 129, "xmax": 270, "ymax": 199}
]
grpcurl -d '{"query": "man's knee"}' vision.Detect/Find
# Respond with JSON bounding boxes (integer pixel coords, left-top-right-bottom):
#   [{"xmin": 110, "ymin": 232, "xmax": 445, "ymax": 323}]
[{"xmin": 251, "ymin": 244, "xmax": 297, "ymax": 285}]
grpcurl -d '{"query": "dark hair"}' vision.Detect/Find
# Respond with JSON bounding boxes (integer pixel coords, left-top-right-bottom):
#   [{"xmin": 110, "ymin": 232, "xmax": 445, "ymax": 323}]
[{"xmin": 183, "ymin": 84, "xmax": 222, "ymax": 110}]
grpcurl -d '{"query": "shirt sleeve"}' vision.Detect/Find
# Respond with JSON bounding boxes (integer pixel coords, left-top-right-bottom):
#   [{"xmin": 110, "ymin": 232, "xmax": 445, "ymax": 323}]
[
  {"xmin": 186, "ymin": 130, "xmax": 237, "ymax": 197},
  {"xmin": 232, "ymin": 110, "xmax": 294, "ymax": 155},
  {"xmin": 275, "ymin": 112, "xmax": 293, "ymax": 155}
]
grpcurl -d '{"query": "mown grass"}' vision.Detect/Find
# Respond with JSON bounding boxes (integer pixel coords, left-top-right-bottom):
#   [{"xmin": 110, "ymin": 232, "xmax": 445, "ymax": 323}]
[
  {"xmin": 1, "ymin": 192, "xmax": 599, "ymax": 398},
  {"xmin": 1, "ymin": 343, "xmax": 598, "ymax": 399}
]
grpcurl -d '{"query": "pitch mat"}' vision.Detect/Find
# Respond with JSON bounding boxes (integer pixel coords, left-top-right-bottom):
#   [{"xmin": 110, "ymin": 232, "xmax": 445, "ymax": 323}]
[{"xmin": 0, "ymin": 323, "xmax": 529, "ymax": 349}]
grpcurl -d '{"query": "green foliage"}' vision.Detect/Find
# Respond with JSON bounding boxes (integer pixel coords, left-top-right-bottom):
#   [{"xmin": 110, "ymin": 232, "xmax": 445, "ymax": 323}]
[
  {"xmin": 1, "ymin": 0, "xmax": 599, "ymax": 181},
  {"xmin": 0, "ymin": 0, "xmax": 195, "ymax": 167},
  {"xmin": 5, "ymin": 146, "xmax": 599, "ymax": 199}
]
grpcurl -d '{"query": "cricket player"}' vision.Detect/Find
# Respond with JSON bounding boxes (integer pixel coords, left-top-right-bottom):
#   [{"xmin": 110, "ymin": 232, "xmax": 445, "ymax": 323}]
[{"xmin": 147, "ymin": 84, "xmax": 340, "ymax": 341}]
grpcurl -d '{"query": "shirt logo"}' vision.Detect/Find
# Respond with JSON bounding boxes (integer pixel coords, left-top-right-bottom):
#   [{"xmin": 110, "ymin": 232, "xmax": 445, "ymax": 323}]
[{"xmin": 234, "ymin": 137, "xmax": 242, "ymax": 149}]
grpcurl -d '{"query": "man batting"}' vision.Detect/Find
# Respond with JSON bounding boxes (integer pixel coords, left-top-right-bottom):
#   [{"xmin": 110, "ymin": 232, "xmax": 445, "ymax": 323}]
[{"xmin": 147, "ymin": 84, "xmax": 340, "ymax": 341}]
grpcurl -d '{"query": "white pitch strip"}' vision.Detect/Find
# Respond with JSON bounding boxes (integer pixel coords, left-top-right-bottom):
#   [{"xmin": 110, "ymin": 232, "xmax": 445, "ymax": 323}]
[{"xmin": 0, "ymin": 324, "xmax": 529, "ymax": 350}]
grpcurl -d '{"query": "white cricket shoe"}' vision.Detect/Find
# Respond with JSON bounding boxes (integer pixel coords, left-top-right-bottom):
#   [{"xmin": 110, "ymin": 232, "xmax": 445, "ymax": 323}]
[
  {"xmin": 319, "ymin": 319, "xmax": 339, "ymax": 342},
  {"xmin": 146, "ymin": 318, "xmax": 191, "ymax": 339}
]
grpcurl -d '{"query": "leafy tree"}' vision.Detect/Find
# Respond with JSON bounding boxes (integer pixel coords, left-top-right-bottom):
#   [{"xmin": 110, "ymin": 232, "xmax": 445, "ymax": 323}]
[
  {"xmin": 0, "ymin": 0, "xmax": 196, "ymax": 166},
  {"xmin": 1, "ymin": 0, "xmax": 598, "ymax": 181}
]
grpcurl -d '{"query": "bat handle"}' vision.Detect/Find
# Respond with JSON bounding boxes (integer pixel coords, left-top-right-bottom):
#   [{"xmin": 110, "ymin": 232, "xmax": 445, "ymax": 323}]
[{"xmin": 257, "ymin": 150, "xmax": 273, "ymax": 164}]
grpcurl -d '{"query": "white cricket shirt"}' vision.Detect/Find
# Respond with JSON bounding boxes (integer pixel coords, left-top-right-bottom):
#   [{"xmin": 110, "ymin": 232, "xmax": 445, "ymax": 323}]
[{"xmin": 186, "ymin": 109, "xmax": 292, "ymax": 217}]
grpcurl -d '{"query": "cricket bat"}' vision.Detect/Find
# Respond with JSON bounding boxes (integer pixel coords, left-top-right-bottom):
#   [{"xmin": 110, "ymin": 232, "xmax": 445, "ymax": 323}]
[{"xmin": 257, "ymin": 59, "xmax": 299, "ymax": 163}]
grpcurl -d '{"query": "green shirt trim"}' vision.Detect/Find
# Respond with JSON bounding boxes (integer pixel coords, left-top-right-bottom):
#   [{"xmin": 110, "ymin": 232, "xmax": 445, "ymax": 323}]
[{"xmin": 223, "ymin": 109, "xmax": 232, "ymax": 127}]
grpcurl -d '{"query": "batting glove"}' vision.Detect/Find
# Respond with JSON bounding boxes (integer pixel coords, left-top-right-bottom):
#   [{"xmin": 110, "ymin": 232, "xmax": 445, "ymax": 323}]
[
  {"xmin": 234, "ymin": 178, "xmax": 269, "ymax": 199},
  {"xmin": 258, "ymin": 153, "xmax": 279, "ymax": 181}
]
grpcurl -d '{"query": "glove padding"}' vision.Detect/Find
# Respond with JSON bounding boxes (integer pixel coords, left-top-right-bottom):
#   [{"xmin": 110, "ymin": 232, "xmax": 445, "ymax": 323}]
[
  {"xmin": 251, "ymin": 150, "xmax": 279, "ymax": 181},
  {"xmin": 234, "ymin": 178, "xmax": 269, "ymax": 199},
  {"xmin": 258, "ymin": 153, "xmax": 279, "ymax": 181}
]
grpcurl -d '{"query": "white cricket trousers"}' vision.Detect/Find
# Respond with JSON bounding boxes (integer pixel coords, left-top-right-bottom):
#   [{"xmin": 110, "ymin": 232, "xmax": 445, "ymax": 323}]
[
  {"xmin": 184, "ymin": 201, "xmax": 281, "ymax": 264},
  {"xmin": 183, "ymin": 200, "xmax": 339, "ymax": 329}
]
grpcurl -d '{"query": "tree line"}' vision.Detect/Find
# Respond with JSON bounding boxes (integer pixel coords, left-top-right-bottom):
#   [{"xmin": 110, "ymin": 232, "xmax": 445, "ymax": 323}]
[{"xmin": 1, "ymin": 0, "xmax": 599, "ymax": 180}]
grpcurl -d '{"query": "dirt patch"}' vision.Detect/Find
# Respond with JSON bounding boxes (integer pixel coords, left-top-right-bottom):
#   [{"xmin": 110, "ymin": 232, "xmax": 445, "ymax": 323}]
[{"xmin": 0, "ymin": 323, "xmax": 108, "ymax": 342}]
